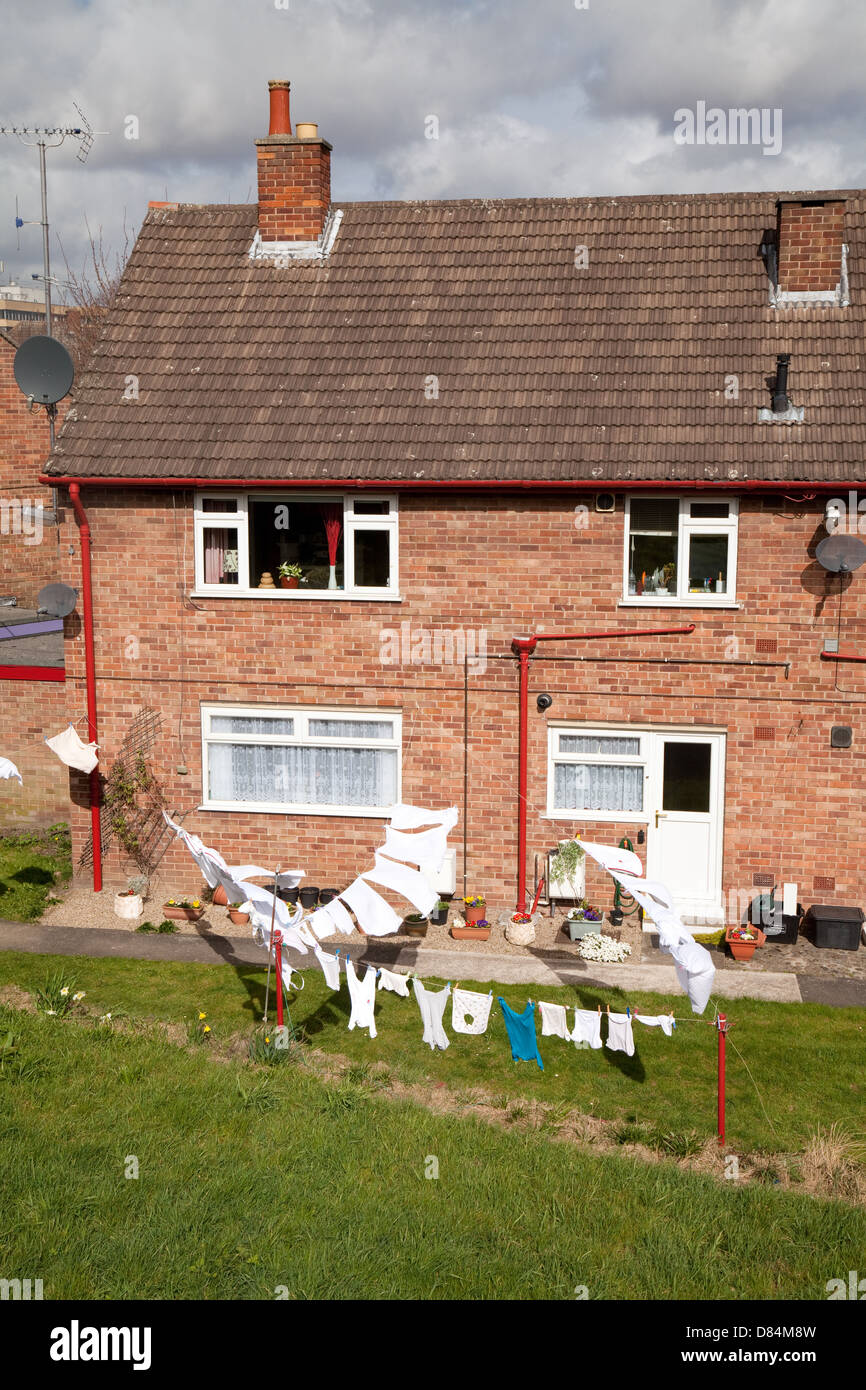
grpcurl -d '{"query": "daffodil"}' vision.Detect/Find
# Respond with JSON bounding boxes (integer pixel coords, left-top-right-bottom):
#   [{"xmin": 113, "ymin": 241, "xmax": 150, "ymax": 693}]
[
  {"xmin": 203, "ymin": 1025, "xmax": 211, "ymax": 1034},
  {"xmin": 46, "ymin": 1009, "xmax": 56, "ymax": 1016},
  {"xmin": 73, "ymin": 992, "xmax": 85, "ymax": 1002},
  {"xmin": 99, "ymin": 1013, "xmax": 112, "ymax": 1023},
  {"xmin": 60, "ymin": 987, "xmax": 69, "ymax": 997},
  {"xmin": 198, "ymin": 1012, "xmax": 206, "ymax": 1020}
]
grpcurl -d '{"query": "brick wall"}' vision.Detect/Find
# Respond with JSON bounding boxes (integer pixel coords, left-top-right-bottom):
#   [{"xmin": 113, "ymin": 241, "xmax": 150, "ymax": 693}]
[
  {"xmin": 57, "ymin": 488, "xmax": 866, "ymax": 918},
  {"xmin": 0, "ymin": 674, "xmax": 71, "ymax": 829},
  {"xmin": 777, "ymin": 200, "xmax": 845, "ymax": 295},
  {"xmin": 0, "ymin": 338, "xmax": 65, "ymax": 606},
  {"xmin": 255, "ymin": 135, "xmax": 332, "ymax": 242}
]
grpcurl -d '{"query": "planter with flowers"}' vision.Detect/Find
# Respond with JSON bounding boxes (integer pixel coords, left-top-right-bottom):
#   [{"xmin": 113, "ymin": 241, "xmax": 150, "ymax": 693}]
[
  {"xmin": 564, "ymin": 901, "xmax": 605, "ymax": 941},
  {"xmin": 278, "ymin": 562, "xmax": 308, "ymax": 590},
  {"xmin": 725, "ymin": 925, "xmax": 766, "ymax": 961},
  {"xmin": 451, "ymin": 917, "xmax": 492, "ymax": 942},
  {"xmin": 503, "ymin": 909, "xmax": 539, "ymax": 946},
  {"xmin": 227, "ymin": 903, "xmax": 251, "ymax": 925},
  {"xmin": 113, "ymin": 887, "xmax": 143, "ymax": 920},
  {"xmin": 462, "ymin": 895, "xmax": 487, "ymax": 925},
  {"xmin": 162, "ymin": 898, "xmax": 205, "ymax": 921}
]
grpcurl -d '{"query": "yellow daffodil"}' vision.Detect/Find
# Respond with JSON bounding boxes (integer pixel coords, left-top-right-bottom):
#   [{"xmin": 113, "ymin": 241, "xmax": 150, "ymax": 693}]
[
  {"xmin": 60, "ymin": 987, "xmax": 69, "ymax": 997},
  {"xmin": 198, "ymin": 1012, "xmax": 206, "ymax": 1020},
  {"xmin": 203, "ymin": 1025, "xmax": 211, "ymax": 1034}
]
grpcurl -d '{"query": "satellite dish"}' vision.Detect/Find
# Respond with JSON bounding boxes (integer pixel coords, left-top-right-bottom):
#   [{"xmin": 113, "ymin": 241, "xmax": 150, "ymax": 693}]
[
  {"xmin": 13, "ymin": 335, "xmax": 74, "ymax": 405},
  {"xmin": 815, "ymin": 534, "xmax": 866, "ymax": 574},
  {"xmin": 37, "ymin": 583, "xmax": 78, "ymax": 618}
]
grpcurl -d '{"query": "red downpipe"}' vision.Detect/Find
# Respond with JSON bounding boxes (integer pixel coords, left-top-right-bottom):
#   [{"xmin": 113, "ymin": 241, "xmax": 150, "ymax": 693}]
[
  {"xmin": 68, "ymin": 483, "xmax": 102, "ymax": 892},
  {"xmin": 511, "ymin": 624, "xmax": 695, "ymax": 910}
]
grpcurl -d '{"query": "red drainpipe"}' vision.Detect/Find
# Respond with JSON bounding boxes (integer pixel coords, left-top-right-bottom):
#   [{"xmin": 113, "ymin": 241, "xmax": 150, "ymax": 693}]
[
  {"xmin": 68, "ymin": 483, "xmax": 103, "ymax": 891},
  {"xmin": 820, "ymin": 651, "xmax": 866, "ymax": 662},
  {"xmin": 511, "ymin": 624, "xmax": 696, "ymax": 910}
]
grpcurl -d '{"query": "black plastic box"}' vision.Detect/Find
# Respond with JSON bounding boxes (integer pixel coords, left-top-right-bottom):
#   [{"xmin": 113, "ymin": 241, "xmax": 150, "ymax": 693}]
[
  {"xmin": 806, "ymin": 904, "xmax": 864, "ymax": 952},
  {"xmin": 749, "ymin": 893, "xmax": 801, "ymax": 944}
]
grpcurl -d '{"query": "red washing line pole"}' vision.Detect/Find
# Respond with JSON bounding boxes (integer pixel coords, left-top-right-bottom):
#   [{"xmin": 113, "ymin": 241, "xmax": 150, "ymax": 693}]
[
  {"xmin": 67, "ymin": 484, "xmax": 103, "ymax": 892},
  {"xmin": 717, "ymin": 1013, "xmax": 729, "ymax": 1146},
  {"xmin": 510, "ymin": 624, "xmax": 695, "ymax": 911}
]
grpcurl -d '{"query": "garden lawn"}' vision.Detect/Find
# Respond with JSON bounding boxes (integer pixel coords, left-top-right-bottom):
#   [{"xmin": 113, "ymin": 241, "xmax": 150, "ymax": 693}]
[
  {"xmin": 0, "ymin": 826, "xmax": 71, "ymax": 921},
  {"xmin": 1, "ymin": 999, "xmax": 864, "ymax": 1300},
  {"xmin": 0, "ymin": 950, "xmax": 863, "ymax": 1158}
]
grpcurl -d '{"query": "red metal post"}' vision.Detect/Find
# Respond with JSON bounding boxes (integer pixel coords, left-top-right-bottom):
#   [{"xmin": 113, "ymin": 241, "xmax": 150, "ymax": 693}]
[
  {"xmin": 717, "ymin": 1012, "xmax": 728, "ymax": 1146},
  {"xmin": 274, "ymin": 930, "xmax": 284, "ymax": 1029},
  {"xmin": 67, "ymin": 483, "xmax": 102, "ymax": 892}
]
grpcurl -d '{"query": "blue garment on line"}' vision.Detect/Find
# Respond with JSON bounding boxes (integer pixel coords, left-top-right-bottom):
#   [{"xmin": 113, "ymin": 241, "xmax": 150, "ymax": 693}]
[{"xmin": 498, "ymin": 998, "xmax": 543, "ymax": 1070}]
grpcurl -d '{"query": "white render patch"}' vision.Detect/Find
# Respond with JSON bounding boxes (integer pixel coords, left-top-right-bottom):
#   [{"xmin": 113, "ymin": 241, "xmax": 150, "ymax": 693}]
[
  {"xmin": 770, "ymin": 244, "xmax": 850, "ymax": 308},
  {"xmin": 758, "ymin": 404, "xmax": 805, "ymax": 424},
  {"xmin": 248, "ymin": 207, "xmax": 343, "ymax": 263}
]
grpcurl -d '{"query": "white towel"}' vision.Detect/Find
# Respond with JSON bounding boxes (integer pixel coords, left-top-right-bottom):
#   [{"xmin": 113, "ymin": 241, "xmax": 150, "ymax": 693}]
[
  {"xmin": 451, "ymin": 987, "xmax": 493, "ymax": 1035},
  {"xmin": 538, "ymin": 1001, "xmax": 573, "ymax": 1042},
  {"xmin": 377, "ymin": 966, "xmax": 412, "ymax": 997},
  {"xmin": 605, "ymin": 1011, "xmax": 636, "ymax": 1057},
  {"xmin": 387, "ymin": 803, "xmax": 459, "ymax": 832},
  {"xmin": 579, "ymin": 840, "xmax": 644, "ymax": 878},
  {"xmin": 0, "ymin": 757, "xmax": 22, "ymax": 785},
  {"xmin": 570, "ymin": 1008, "xmax": 603, "ymax": 1050},
  {"xmin": 308, "ymin": 898, "xmax": 356, "ymax": 938},
  {"xmin": 45, "ymin": 724, "xmax": 99, "ymax": 773},
  {"xmin": 634, "ymin": 1013, "xmax": 675, "ymax": 1037},
  {"xmin": 362, "ymin": 851, "xmax": 438, "ymax": 916},
  {"xmin": 382, "ymin": 824, "xmax": 448, "ymax": 872},
  {"xmin": 314, "ymin": 946, "xmax": 341, "ymax": 991},
  {"xmin": 340, "ymin": 877, "xmax": 404, "ymax": 937}
]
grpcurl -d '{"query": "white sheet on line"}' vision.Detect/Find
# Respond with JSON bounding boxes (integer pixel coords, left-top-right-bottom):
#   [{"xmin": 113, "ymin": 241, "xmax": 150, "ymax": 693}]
[
  {"xmin": 308, "ymin": 898, "xmax": 356, "ymax": 938},
  {"xmin": 386, "ymin": 803, "xmax": 459, "ymax": 832},
  {"xmin": 362, "ymin": 851, "xmax": 438, "ymax": 916},
  {"xmin": 340, "ymin": 877, "xmax": 404, "ymax": 937},
  {"xmin": 45, "ymin": 724, "xmax": 99, "ymax": 773},
  {"xmin": 381, "ymin": 824, "xmax": 448, "ymax": 872},
  {"xmin": 579, "ymin": 840, "xmax": 644, "ymax": 878},
  {"xmin": 0, "ymin": 757, "xmax": 23, "ymax": 785}
]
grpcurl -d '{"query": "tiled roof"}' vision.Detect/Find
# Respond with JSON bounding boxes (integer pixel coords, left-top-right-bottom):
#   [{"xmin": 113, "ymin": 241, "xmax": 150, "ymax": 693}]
[{"xmin": 46, "ymin": 190, "xmax": 866, "ymax": 484}]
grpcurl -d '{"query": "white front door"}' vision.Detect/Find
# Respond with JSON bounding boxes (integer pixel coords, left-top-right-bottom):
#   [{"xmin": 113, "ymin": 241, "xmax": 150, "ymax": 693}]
[{"xmin": 645, "ymin": 732, "xmax": 725, "ymax": 924}]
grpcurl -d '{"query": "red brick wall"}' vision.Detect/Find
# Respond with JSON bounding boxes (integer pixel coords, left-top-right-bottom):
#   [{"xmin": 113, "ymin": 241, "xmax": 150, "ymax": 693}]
[
  {"xmin": 777, "ymin": 200, "xmax": 845, "ymax": 295},
  {"xmin": 256, "ymin": 136, "xmax": 331, "ymax": 242},
  {"xmin": 0, "ymin": 675, "xmax": 71, "ymax": 829},
  {"xmin": 57, "ymin": 489, "xmax": 866, "ymax": 919},
  {"xmin": 0, "ymin": 339, "xmax": 65, "ymax": 606}
]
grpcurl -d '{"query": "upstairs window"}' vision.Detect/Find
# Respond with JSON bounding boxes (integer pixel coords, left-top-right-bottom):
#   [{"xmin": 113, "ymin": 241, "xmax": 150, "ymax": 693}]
[
  {"xmin": 624, "ymin": 496, "xmax": 738, "ymax": 603},
  {"xmin": 193, "ymin": 493, "xmax": 398, "ymax": 598}
]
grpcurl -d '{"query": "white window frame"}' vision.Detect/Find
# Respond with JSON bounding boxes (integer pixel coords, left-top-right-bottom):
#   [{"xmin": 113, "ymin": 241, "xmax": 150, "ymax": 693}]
[
  {"xmin": 546, "ymin": 725, "xmax": 649, "ymax": 824},
  {"xmin": 200, "ymin": 703, "xmax": 402, "ymax": 816},
  {"xmin": 621, "ymin": 495, "xmax": 739, "ymax": 607},
  {"xmin": 192, "ymin": 492, "xmax": 400, "ymax": 600}
]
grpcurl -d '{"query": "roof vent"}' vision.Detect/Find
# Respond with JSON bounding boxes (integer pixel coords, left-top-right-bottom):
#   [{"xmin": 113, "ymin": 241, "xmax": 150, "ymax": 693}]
[{"xmin": 758, "ymin": 353, "xmax": 804, "ymax": 424}]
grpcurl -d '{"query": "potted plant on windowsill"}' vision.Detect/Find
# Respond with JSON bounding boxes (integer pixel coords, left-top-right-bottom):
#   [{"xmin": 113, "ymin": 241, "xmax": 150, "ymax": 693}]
[
  {"xmin": 162, "ymin": 898, "xmax": 205, "ymax": 921},
  {"xmin": 451, "ymin": 917, "xmax": 491, "ymax": 942},
  {"xmin": 278, "ymin": 562, "xmax": 308, "ymax": 590},
  {"xmin": 725, "ymin": 924, "xmax": 766, "ymax": 961},
  {"xmin": 402, "ymin": 913, "xmax": 429, "ymax": 937},
  {"xmin": 462, "ymin": 894, "xmax": 486, "ymax": 925},
  {"xmin": 655, "ymin": 562, "xmax": 676, "ymax": 597}
]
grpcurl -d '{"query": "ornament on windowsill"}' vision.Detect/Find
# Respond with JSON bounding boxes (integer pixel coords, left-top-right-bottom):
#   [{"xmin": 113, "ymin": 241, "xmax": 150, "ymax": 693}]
[{"xmin": 258, "ymin": 571, "xmax": 276, "ymax": 588}]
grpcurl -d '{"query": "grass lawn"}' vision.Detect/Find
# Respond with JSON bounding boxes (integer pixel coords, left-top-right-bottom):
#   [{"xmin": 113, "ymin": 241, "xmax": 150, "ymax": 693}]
[
  {"xmin": 0, "ymin": 824, "xmax": 71, "ymax": 921},
  {"xmin": 0, "ymin": 949, "xmax": 863, "ymax": 1158},
  {"xmin": 1, "ymin": 995, "xmax": 864, "ymax": 1301}
]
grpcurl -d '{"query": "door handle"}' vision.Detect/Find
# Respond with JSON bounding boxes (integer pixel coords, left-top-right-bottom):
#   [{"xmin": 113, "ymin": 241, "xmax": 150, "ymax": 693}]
[{"xmin": 655, "ymin": 811, "xmax": 667, "ymax": 828}]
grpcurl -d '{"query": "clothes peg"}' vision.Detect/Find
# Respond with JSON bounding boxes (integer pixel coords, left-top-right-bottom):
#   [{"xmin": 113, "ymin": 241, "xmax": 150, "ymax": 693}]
[{"xmin": 626, "ymin": 1006, "xmax": 631, "ymax": 1018}]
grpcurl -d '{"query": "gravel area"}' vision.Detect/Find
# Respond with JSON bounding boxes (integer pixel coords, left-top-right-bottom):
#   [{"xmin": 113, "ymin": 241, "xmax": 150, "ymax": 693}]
[{"xmin": 36, "ymin": 878, "xmax": 865, "ymax": 982}]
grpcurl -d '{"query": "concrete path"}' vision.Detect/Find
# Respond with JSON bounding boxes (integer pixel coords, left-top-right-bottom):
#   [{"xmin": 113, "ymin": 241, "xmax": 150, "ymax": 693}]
[{"xmin": 0, "ymin": 918, "xmax": 832, "ymax": 1005}]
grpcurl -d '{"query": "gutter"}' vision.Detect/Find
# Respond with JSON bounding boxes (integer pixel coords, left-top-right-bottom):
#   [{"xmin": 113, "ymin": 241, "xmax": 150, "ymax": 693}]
[
  {"xmin": 39, "ymin": 475, "xmax": 866, "ymax": 495},
  {"xmin": 67, "ymin": 483, "xmax": 103, "ymax": 892},
  {"xmin": 511, "ymin": 624, "xmax": 695, "ymax": 911}
]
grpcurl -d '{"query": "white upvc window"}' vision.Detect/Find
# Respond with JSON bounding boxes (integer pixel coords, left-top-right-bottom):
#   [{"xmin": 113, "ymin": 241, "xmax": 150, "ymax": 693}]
[
  {"xmin": 547, "ymin": 727, "xmax": 648, "ymax": 823},
  {"xmin": 201, "ymin": 705, "xmax": 402, "ymax": 815},
  {"xmin": 193, "ymin": 493, "xmax": 399, "ymax": 598},
  {"xmin": 622, "ymin": 495, "xmax": 739, "ymax": 604}
]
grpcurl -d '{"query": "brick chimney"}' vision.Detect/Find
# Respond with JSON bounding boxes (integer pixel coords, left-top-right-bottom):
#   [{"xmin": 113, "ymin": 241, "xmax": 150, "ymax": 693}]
[
  {"xmin": 776, "ymin": 198, "xmax": 845, "ymax": 296},
  {"xmin": 255, "ymin": 80, "xmax": 332, "ymax": 243}
]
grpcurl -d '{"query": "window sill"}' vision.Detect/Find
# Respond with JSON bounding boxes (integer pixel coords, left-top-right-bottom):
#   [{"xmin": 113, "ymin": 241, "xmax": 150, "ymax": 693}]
[
  {"xmin": 543, "ymin": 812, "xmax": 649, "ymax": 824},
  {"xmin": 618, "ymin": 598, "xmax": 741, "ymax": 610},
  {"xmin": 190, "ymin": 590, "xmax": 403, "ymax": 602},
  {"xmin": 198, "ymin": 802, "xmax": 393, "ymax": 818}
]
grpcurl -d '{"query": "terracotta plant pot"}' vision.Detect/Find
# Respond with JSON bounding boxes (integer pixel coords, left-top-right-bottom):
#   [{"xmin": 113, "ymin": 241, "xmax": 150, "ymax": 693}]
[
  {"xmin": 228, "ymin": 909, "xmax": 250, "ymax": 925},
  {"xmin": 402, "ymin": 916, "xmax": 428, "ymax": 937},
  {"xmin": 162, "ymin": 903, "xmax": 205, "ymax": 921},
  {"xmin": 725, "ymin": 926, "xmax": 766, "ymax": 961},
  {"xmin": 451, "ymin": 925, "xmax": 491, "ymax": 941},
  {"xmin": 464, "ymin": 903, "xmax": 486, "ymax": 925},
  {"xmin": 279, "ymin": 575, "xmax": 300, "ymax": 588},
  {"xmin": 212, "ymin": 885, "xmax": 228, "ymax": 907}
]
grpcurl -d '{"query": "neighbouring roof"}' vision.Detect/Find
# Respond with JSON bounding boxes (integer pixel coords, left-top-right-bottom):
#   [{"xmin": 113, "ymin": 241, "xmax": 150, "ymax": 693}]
[{"xmin": 45, "ymin": 190, "xmax": 866, "ymax": 485}]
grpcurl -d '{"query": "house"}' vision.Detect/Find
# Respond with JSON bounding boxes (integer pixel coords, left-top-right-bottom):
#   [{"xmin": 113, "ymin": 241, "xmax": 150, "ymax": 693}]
[{"xmin": 42, "ymin": 80, "xmax": 866, "ymax": 923}]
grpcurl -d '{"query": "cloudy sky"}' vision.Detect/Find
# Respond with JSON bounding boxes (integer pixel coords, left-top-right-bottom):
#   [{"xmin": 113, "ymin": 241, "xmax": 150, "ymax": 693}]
[{"xmin": 1, "ymin": 0, "xmax": 863, "ymax": 294}]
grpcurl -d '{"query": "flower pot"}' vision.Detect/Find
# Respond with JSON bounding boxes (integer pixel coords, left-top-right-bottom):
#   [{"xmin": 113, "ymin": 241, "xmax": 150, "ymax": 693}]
[
  {"xmin": 212, "ymin": 885, "xmax": 229, "ymax": 907},
  {"xmin": 228, "ymin": 909, "xmax": 250, "ymax": 925},
  {"xmin": 402, "ymin": 917, "xmax": 428, "ymax": 937},
  {"xmin": 319, "ymin": 888, "xmax": 340, "ymax": 905},
  {"xmin": 725, "ymin": 926, "xmax": 766, "ymax": 961},
  {"xmin": 299, "ymin": 886, "xmax": 320, "ymax": 910},
  {"xmin": 565, "ymin": 915, "xmax": 604, "ymax": 941},
  {"xmin": 276, "ymin": 885, "xmax": 300, "ymax": 905},
  {"xmin": 432, "ymin": 905, "xmax": 449, "ymax": 925},
  {"xmin": 451, "ymin": 925, "xmax": 491, "ymax": 941},
  {"xmin": 162, "ymin": 903, "xmax": 205, "ymax": 921},
  {"xmin": 464, "ymin": 903, "xmax": 486, "ymax": 925},
  {"xmin": 114, "ymin": 893, "xmax": 143, "ymax": 920},
  {"xmin": 279, "ymin": 575, "xmax": 300, "ymax": 589}
]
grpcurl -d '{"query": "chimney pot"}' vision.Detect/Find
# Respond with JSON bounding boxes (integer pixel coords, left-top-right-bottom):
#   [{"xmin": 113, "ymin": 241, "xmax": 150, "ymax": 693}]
[{"xmin": 268, "ymin": 79, "xmax": 292, "ymax": 136}]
